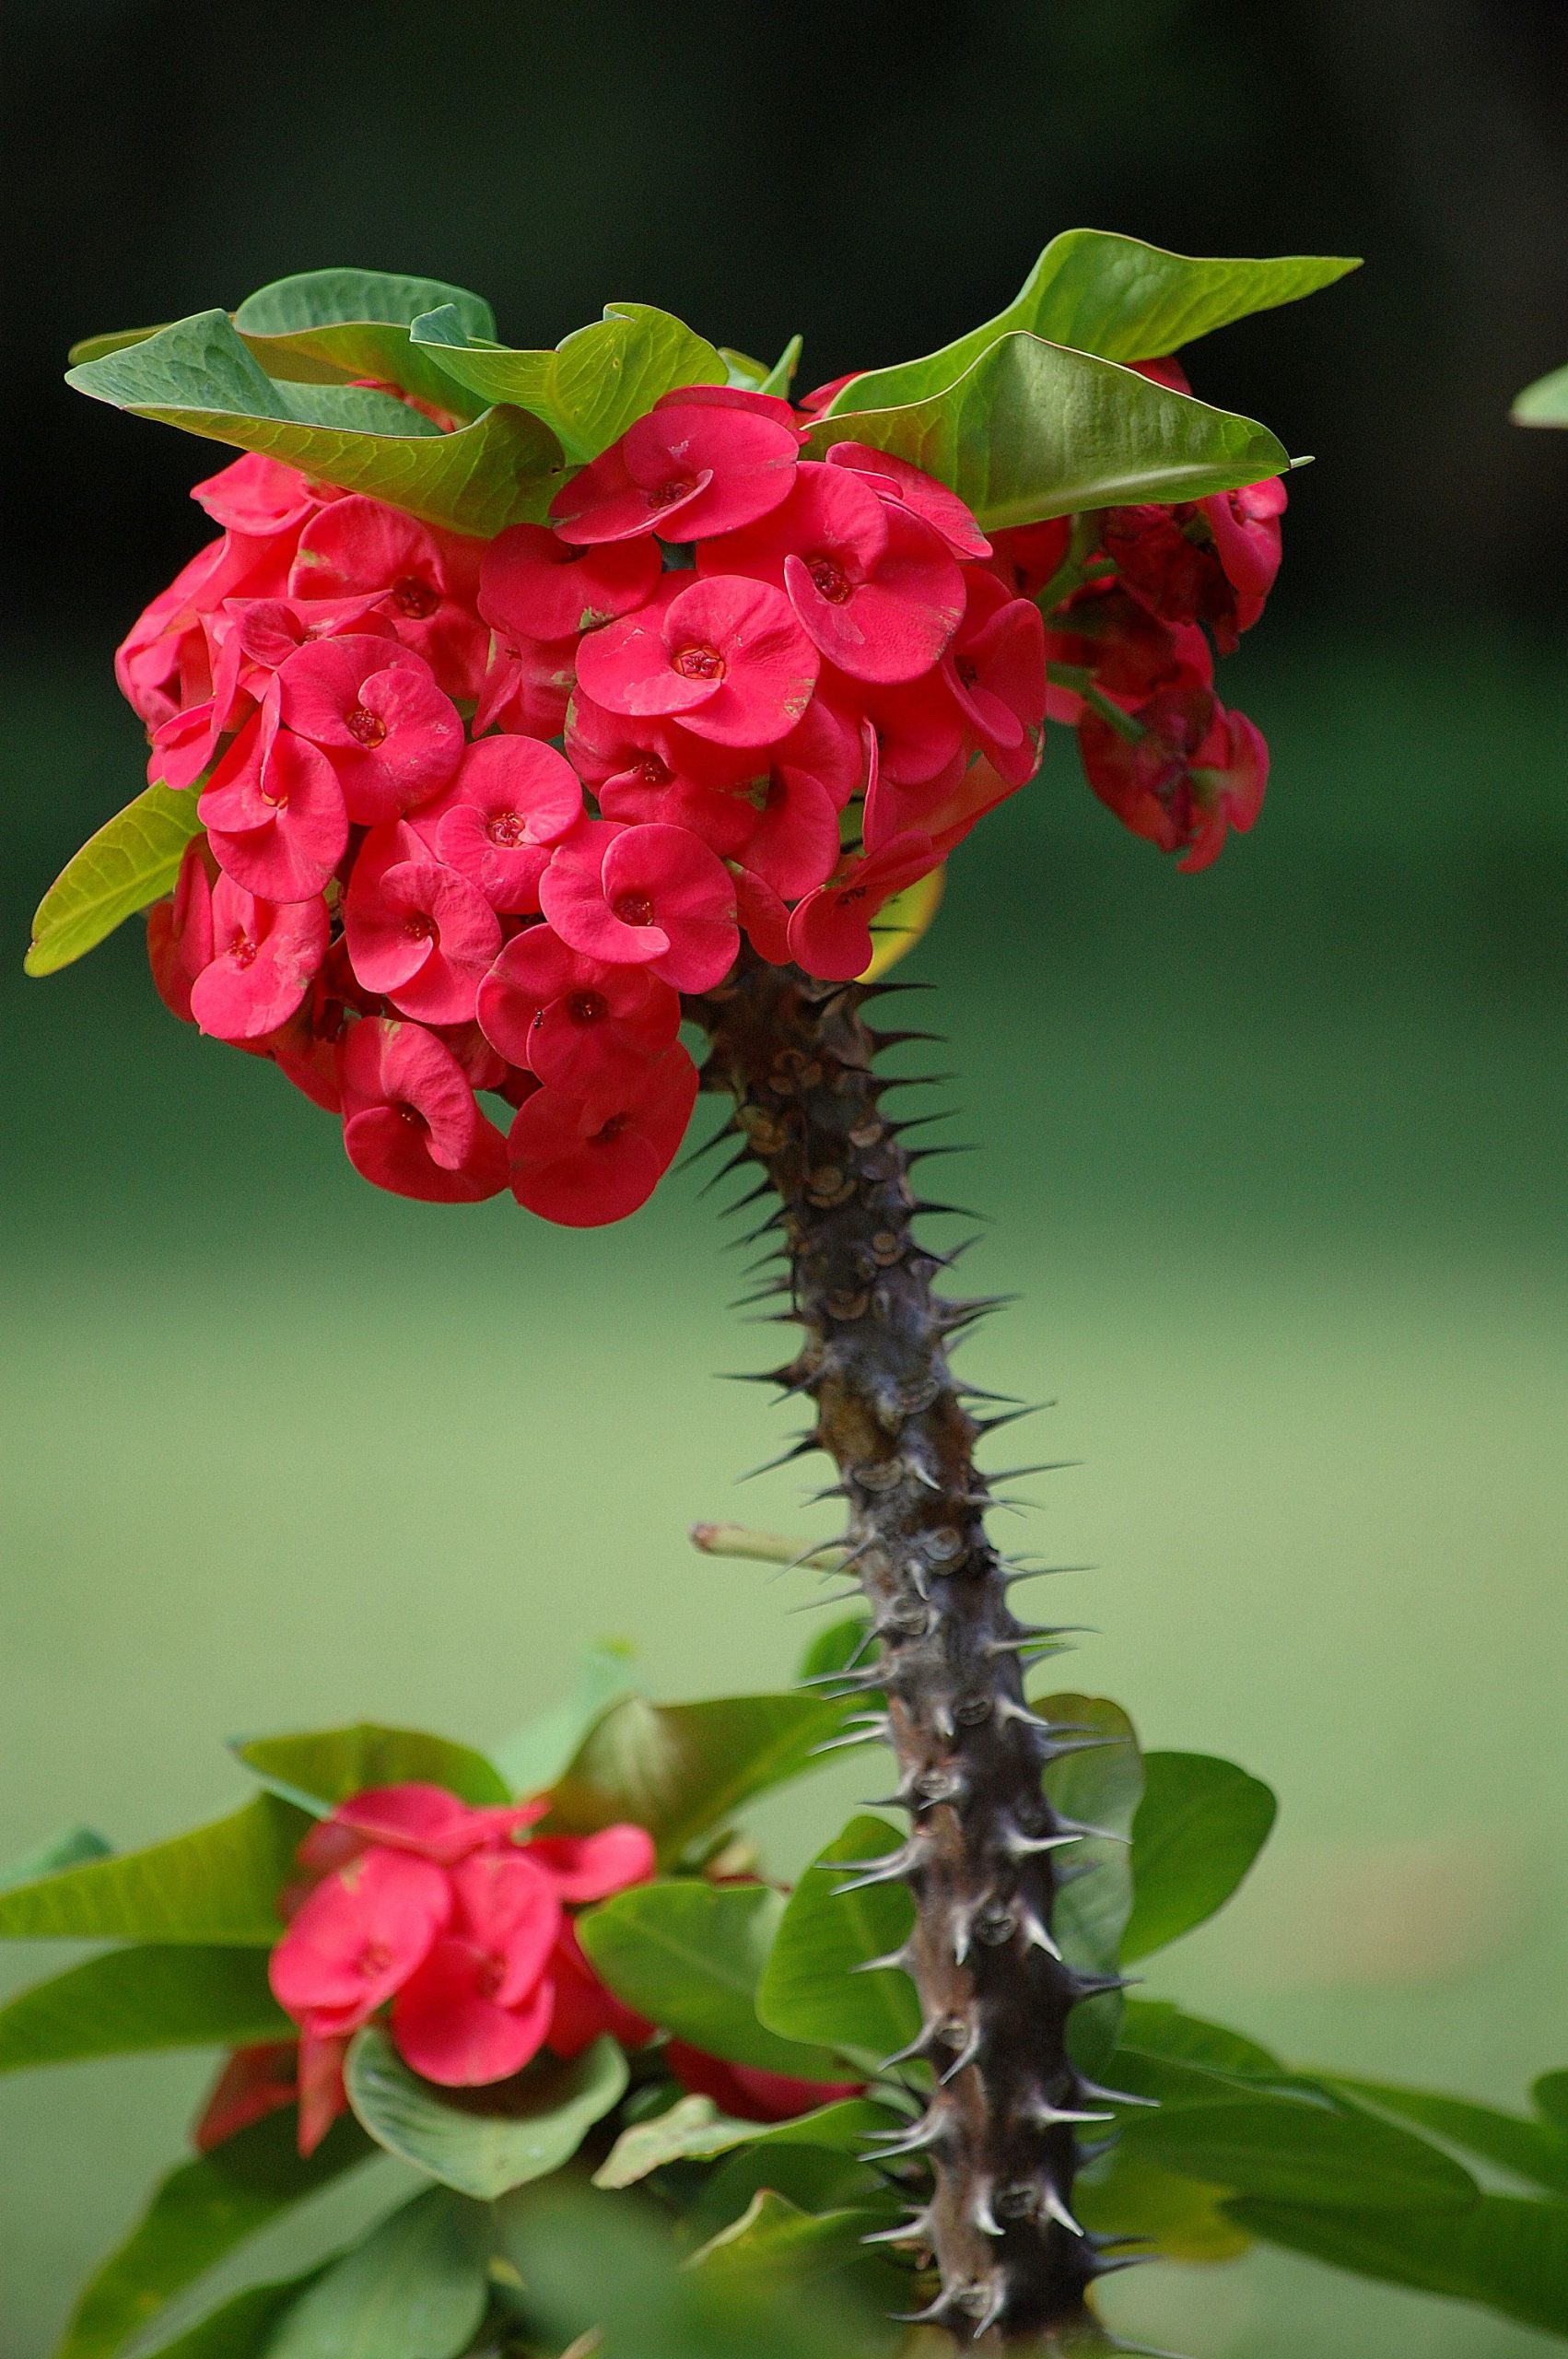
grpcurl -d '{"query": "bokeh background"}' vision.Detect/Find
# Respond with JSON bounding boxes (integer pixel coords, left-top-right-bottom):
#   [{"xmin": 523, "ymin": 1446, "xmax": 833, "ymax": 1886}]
[{"xmin": 4, "ymin": 2, "xmax": 1568, "ymax": 2352}]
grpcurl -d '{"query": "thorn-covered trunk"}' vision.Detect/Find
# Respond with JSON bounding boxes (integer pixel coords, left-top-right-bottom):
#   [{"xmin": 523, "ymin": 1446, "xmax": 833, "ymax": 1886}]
[{"xmin": 696, "ymin": 953, "xmax": 1112, "ymax": 2348}]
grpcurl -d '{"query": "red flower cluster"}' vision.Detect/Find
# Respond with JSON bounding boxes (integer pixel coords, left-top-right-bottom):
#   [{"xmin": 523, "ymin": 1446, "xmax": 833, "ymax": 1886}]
[
  {"xmin": 193, "ymin": 1779, "xmax": 857, "ymax": 2157},
  {"xmin": 126, "ymin": 389, "xmax": 1043, "ymax": 1226},
  {"xmin": 262, "ymin": 1781, "xmax": 654, "ymax": 2150}
]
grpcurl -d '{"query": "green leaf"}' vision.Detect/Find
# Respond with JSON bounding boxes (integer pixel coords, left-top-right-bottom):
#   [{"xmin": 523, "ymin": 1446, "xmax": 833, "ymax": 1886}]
[
  {"xmin": 408, "ymin": 300, "xmax": 725, "ymax": 462},
  {"xmin": 685, "ymin": 2189, "xmax": 882, "ymax": 2287},
  {"xmin": 807, "ymin": 334, "xmax": 1293, "ymax": 533},
  {"xmin": 1321, "ymin": 2073, "xmax": 1568, "ymax": 2194},
  {"xmin": 1534, "ymin": 2070, "xmax": 1568, "ymax": 2128},
  {"xmin": 263, "ymin": 2189, "xmax": 490, "ymax": 2359},
  {"xmin": 231, "ymin": 1724, "xmax": 509, "ymax": 1815},
  {"xmin": 1076, "ymin": 2141, "xmax": 1253, "ymax": 2263},
  {"xmin": 0, "ymin": 1825, "xmax": 111, "ymax": 1889},
  {"xmin": 1512, "ymin": 363, "xmax": 1568, "ymax": 427},
  {"xmin": 345, "ymin": 2025, "xmax": 626, "ymax": 2200},
  {"xmin": 229, "ymin": 269, "xmax": 497, "ymax": 412},
  {"xmin": 1122, "ymin": 1750, "xmax": 1276, "ymax": 1962},
  {"xmin": 593, "ymin": 2092, "xmax": 888, "ymax": 2189},
  {"xmin": 0, "ymin": 1944, "xmax": 287, "ymax": 2074},
  {"xmin": 0, "ymin": 1796, "xmax": 304, "ymax": 1945},
  {"xmin": 759, "ymin": 334, "xmax": 803, "ymax": 398},
  {"xmin": 1116, "ymin": 1999, "xmax": 1281, "ymax": 2079},
  {"xmin": 685, "ymin": 2141, "xmax": 889, "ymax": 2248},
  {"xmin": 140, "ymin": 2271, "xmax": 327, "ymax": 2359},
  {"xmin": 1120, "ymin": 2087, "xmax": 1478, "ymax": 2212},
  {"xmin": 1233, "ymin": 2194, "xmax": 1568, "ymax": 2340},
  {"xmin": 831, "ymin": 234, "xmax": 1360, "ymax": 411},
  {"xmin": 66, "ymin": 312, "xmax": 560, "ymax": 539},
  {"xmin": 54, "ymin": 2109, "xmax": 369, "ymax": 2359},
  {"xmin": 1039, "ymin": 1693, "xmax": 1143, "ymax": 1977},
  {"xmin": 793, "ymin": 1616, "xmax": 872, "ymax": 1685},
  {"xmin": 579, "ymin": 1879, "xmax": 844, "ymax": 2081},
  {"xmin": 756, "ymin": 1815, "xmax": 917, "ymax": 2066},
  {"xmin": 542, "ymin": 1689, "xmax": 848, "ymax": 1860},
  {"xmin": 26, "ymin": 781, "xmax": 205, "ymax": 977},
  {"xmin": 490, "ymin": 1644, "xmax": 638, "ymax": 1799}
]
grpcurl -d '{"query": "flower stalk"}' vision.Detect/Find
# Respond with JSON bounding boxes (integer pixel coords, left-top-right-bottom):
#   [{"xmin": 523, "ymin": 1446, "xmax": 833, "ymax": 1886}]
[{"xmin": 697, "ymin": 951, "xmax": 1119, "ymax": 2348}]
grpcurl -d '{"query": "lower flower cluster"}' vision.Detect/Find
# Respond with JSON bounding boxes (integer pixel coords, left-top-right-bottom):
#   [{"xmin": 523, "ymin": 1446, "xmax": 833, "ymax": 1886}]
[
  {"xmin": 125, "ymin": 359, "xmax": 1278, "ymax": 1226},
  {"xmin": 204, "ymin": 1779, "xmax": 855, "ymax": 2159}
]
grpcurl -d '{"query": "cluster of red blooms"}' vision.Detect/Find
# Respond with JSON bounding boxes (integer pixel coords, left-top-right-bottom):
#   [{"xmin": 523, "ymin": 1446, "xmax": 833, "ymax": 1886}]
[
  {"xmin": 123, "ymin": 360, "xmax": 1280, "ymax": 1226},
  {"xmin": 193, "ymin": 1780, "xmax": 855, "ymax": 2157}
]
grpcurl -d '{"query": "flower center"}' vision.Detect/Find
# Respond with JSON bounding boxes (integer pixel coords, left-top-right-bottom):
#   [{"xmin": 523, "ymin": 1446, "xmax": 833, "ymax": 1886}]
[
  {"xmin": 345, "ymin": 703, "xmax": 387, "ymax": 748},
  {"xmin": 956, "ymin": 655, "xmax": 979, "ymax": 687},
  {"xmin": 566, "ymin": 990, "xmax": 608, "ymax": 1026},
  {"xmin": 357, "ymin": 1942, "xmax": 392, "ymax": 1977},
  {"xmin": 806, "ymin": 554, "xmax": 852, "ymax": 604},
  {"xmin": 402, "ymin": 912, "xmax": 436, "ymax": 942},
  {"xmin": 228, "ymin": 931, "xmax": 257, "ymax": 968},
  {"xmin": 637, "ymin": 754, "xmax": 673, "ymax": 787},
  {"xmin": 474, "ymin": 1954, "xmax": 508, "ymax": 1999},
  {"xmin": 649, "ymin": 475, "xmax": 696, "ymax": 511},
  {"xmin": 673, "ymin": 644, "xmax": 724, "ymax": 682},
  {"xmin": 486, "ymin": 809, "xmax": 528, "ymax": 847},
  {"xmin": 593, "ymin": 1113, "xmax": 629, "ymax": 1144},
  {"xmin": 392, "ymin": 576, "xmax": 439, "ymax": 618},
  {"xmin": 613, "ymin": 892, "xmax": 656, "ymax": 927},
  {"xmin": 395, "ymin": 1101, "xmax": 427, "ymax": 1132}
]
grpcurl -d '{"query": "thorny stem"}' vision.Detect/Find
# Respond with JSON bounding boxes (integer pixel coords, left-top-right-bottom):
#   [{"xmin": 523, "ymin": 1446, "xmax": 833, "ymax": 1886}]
[{"xmin": 695, "ymin": 952, "xmax": 1122, "ymax": 2350}]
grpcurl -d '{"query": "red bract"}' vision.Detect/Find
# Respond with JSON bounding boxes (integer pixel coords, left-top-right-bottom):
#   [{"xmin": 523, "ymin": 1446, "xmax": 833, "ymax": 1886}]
[
  {"xmin": 701, "ymin": 461, "xmax": 964, "ymax": 686},
  {"xmin": 475, "ymin": 633, "xmax": 578, "ymax": 740},
  {"xmin": 546, "ymin": 1919, "xmax": 654, "ymax": 2059},
  {"xmin": 193, "ymin": 454, "xmax": 326, "ymax": 537},
  {"xmin": 269, "ymin": 1847, "xmax": 451, "ymax": 2033},
  {"xmin": 391, "ymin": 1851, "xmax": 562, "ymax": 2086},
  {"xmin": 1202, "ymin": 476, "xmax": 1287, "ymax": 635},
  {"xmin": 480, "ymin": 522, "xmax": 661, "ymax": 642},
  {"xmin": 147, "ymin": 839, "xmax": 218, "ymax": 1024},
  {"xmin": 117, "ymin": 536, "xmax": 270, "ymax": 730},
  {"xmin": 298, "ymin": 1784, "xmax": 547, "ymax": 1874},
  {"xmin": 524, "ymin": 1825, "xmax": 657, "ymax": 1902},
  {"xmin": 508, "ymin": 1045, "xmax": 699, "ymax": 1226},
  {"xmin": 551, "ymin": 400, "xmax": 800, "ymax": 545},
  {"xmin": 665, "ymin": 2044, "xmax": 864, "ymax": 2123},
  {"xmin": 276, "ymin": 637, "xmax": 463, "ymax": 823},
  {"xmin": 338, "ymin": 1018, "xmax": 509, "ymax": 1203},
  {"xmin": 941, "ymin": 569, "xmax": 1047, "ymax": 788},
  {"xmin": 1078, "ymin": 688, "xmax": 1269, "ymax": 871},
  {"xmin": 193, "ymin": 2042, "xmax": 299, "ymax": 2151},
  {"xmin": 188, "ymin": 876, "xmax": 328, "ymax": 1041},
  {"xmin": 477, "ymin": 929, "xmax": 682, "ymax": 1095},
  {"xmin": 988, "ymin": 516, "xmax": 1071, "ymax": 599},
  {"xmin": 415, "ymin": 736, "xmax": 584, "ymax": 914},
  {"xmin": 199, "ymin": 726, "xmax": 349, "ymax": 903},
  {"xmin": 578, "ymin": 575, "xmax": 818, "ymax": 749},
  {"xmin": 540, "ymin": 819, "xmax": 739, "ymax": 992},
  {"xmin": 290, "ymin": 497, "xmax": 487, "ymax": 698},
  {"xmin": 345, "ymin": 857, "xmax": 501, "ymax": 1024},
  {"xmin": 787, "ymin": 830, "xmax": 941, "ymax": 981},
  {"xmin": 824, "ymin": 441, "xmax": 992, "ymax": 560}
]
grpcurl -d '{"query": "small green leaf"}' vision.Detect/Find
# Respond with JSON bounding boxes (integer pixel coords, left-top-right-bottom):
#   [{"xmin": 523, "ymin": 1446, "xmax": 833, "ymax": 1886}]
[
  {"xmin": 408, "ymin": 300, "xmax": 725, "ymax": 462},
  {"xmin": 345, "ymin": 2026, "xmax": 626, "ymax": 2200},
  {"xmin": 832, "ymin": 234, "xmax": 1360, "ymax": 411},
  {"xmin": 231, "ymin": 1724, "xmax": 509, "ymax": 1815},
  {"xmin": 0, "ymin": 1944, "xmax": 287, "ymax": 2074},
  {"xmin": 860, "ymin": 862, "xmax": 946, "ymax": 981},
  {"xmin": 756, "ymin": 1815, "xmax": 917, "ymax": 2065},
  {"xmin": 0, "ymin": 1825, "xmax": 111, "ymax": 1889},
  {"xmin": 54, "ymin": 2109, "xmax": 369, "ymax": 2359},
  {"xmin": 685, "ymin": 2189, "xmax": 881, "ymax": 2286},
  {"xmin": 1322, "ymin": 2073, "xmax": 1568, "ymax": 2194},
  {"xmin": 542, "ymin": 1689, "xmax": 848, "ymax": 1861},
  {"xmin": 593, "ymin": 2092, "xmax": 888, "ymax": 2189},
  {"xmin": 1122, "ymin": 1750, "xmax": 1277, "ymax": 1962},
  {"xmin": 1117, "ymin": 1999, "xmax": 1281, "ymax": 2079},
  {"xmin": 0, "ymin": 1796, "xmax": 304, "ymax": 1946},
  {"xmin": 1121, "ymin": 2087, "xmax": 1478, "ymax": 2212},
  {"xmin": 1512, "ymin": 363, "xmax": 1568, "ymax": 427},
  {"xmin": 759, "ymin": 334, "xmax": 803, "ymax": 398},
  {"xmin": 1039, "ymin": 1693, "xmax": 1143, "ymax": 1976},
  {"xmin": 66, "ymin": 312, "xmax": 561, "ymax": 539},
  {"xmin": 26, "ymin": 781, "xmax": 205, "ymax": 977},
  {"xmin": 793, "ymin": 1616, "xmax": 872, "ymax": 1685},
  {"xmin": 229, "ymin": 268, "xmax": 497, "ymax": 412},
  {"xmin": 264, "ymin": 2189, "xmax": 490, "ymax": 2359},
  {"xmin": 808, "ymin": 334, "xmax": 1292, "ymax": 532},
  {"xmin": 490, "ymin": 1644, "xmax": 638, "ymax": 1798},
  {"xmin": 1233, "ymin": 2193, "xmax": 1568, "ymax": 2340},
  {"xmin": 136, "ymin": 2271, "xmax": 328, "ymax": 2359},
  {"xmin": 579, "ymin": 1880, "xmax": 844, "ymax": 2081}
]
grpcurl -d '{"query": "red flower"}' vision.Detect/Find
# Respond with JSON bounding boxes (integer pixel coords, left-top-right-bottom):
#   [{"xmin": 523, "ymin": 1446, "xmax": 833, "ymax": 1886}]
[
  {"xmin": 276, "ymin": 637, "xmax": 463, "ymax": 824},
  {"xmin": 524, "ymin": 1825, "xmax": 657, "ymax": 1901},
  {"xmin": 298, "ymin": 1785, "xmax": 548, "ymax": 1875},
  {"xmin": 193, "ymin": 2041, "xmax": 300, "ymax": 2151},
  {"xmin": 290, "ymin": 497, "xmax": 488, "ymax": 698},
  {"xmin": 1201, "ymin": 477, "xmax": 1287, "ymax": 637},
  {"xmin": 577, "ymin": 576, "xmax": 818, "ymax": 749},
  {"xmin": 199, "ymin": 723, "xmax": 349, "ymax": 904},
  {"xmin": 344, "ymin": 856, "xmax": 502, "ymax": 1025},
  {"xmin": 1078, "ymin": 688, "xmax": 1269, "ymax": 872},
  {"xmin": 414, "ymin": 736, "xmax": 584, "ymax": 915},
  {"xmin": 391, "ymin": 1851, "xmax": 562, "ymax": 2086},
  {"xmin": 192, "ymin": 454, "xmax": 327, "ymax": 538},
  {"xmin": 941, "ymin": 568, "xmax": 1047, "ymax": 787},
  {"xmin": 786, "ymin": 830, "xmax": 942, "ymax": 981},
  {"xmin": 480, "ymin": 522, "xmax": 661, "ymax": 642},
  {"xmin": 700, "ymin": 462, "xmax": 964, "ymax": 686},
  {"xmin": 824, "ymin": 442, "xmax": 991, "ymax": 560},
  {"xmin": 666, "ymin": 2044, "xmax": 863, "ymax": 2123},
  {"xmin": 270, "ymin": 1846, "xmax": 451, "ymax": 2035},
  {"xmin": 508, "ymin": 1045, "xmax": 699, "ymax": 1226},
  {"xmin": 540, "ymin": 820, "xmax": 739, "ymax": 992},
  {"xmin": 546, "ymin": 1919, "xmax": 654, "ymax": 2060},
  {"xmin": 474, "ymin": 633, "xmax": 579, "ymax": 741},
  {"xmin": 987, "ymin": 516, "xmax": 1071, "ymax": 599},
  {"xmin": 477, "ymin": 928, "xmax": 682, "ymax": 1096},
  {"xmin": 551, "ymin": 400, "xmax": 800, "ymax": 546},
  {"xmin": 146, "ymin": 839, "xmax": 218, "ymax": 1024},
  {"xmin": 337, "ymin": 1018, "xmax": 509, "ymax": 1203},
  {"xmin": 188, "ymin": 875, "xmax": 328, "ymax": 1042}
]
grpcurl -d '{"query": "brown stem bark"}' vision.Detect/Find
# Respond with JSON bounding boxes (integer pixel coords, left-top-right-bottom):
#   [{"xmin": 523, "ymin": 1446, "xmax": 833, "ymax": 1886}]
[{"xmin": 696, "ymin": 953, "xmax": 1117, "ymax": 2348}]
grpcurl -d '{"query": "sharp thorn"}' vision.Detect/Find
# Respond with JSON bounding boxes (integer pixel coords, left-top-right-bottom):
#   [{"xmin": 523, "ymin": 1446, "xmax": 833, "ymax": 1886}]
[
  {"xmin": 694, "ymin": 1142, "xmax": 756, "ymax": 1198},
  {"xmin": 718, "ymin": 1177, "xmax": 775, "ymax": 1215},
  {"xmin": 735, "ymin": 1434, "xmax": 818, "ymax": 1482}
]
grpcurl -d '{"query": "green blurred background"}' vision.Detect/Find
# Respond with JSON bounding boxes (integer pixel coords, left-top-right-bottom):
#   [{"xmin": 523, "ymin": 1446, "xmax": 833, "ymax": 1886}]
[{"xmin": 4, "ymin": 3, "xmax": 1567, "ymax": 2353}]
